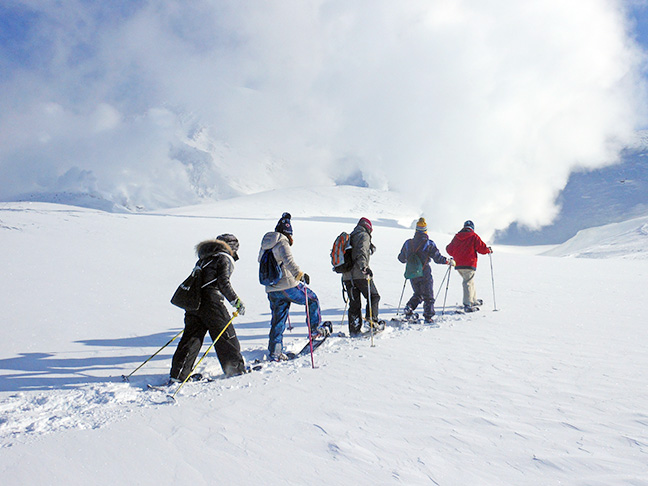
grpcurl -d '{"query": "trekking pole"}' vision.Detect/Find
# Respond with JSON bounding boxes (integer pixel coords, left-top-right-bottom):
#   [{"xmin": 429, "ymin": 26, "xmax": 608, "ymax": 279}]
[
  {"xmin": 121, "ymin": 329, "xmax": 183, "ymax": 382},
  {"xmin": 287, "ymin": 314, "xmax": 293, "ymax": 332},
  {"xmin": 367, "ymin": 276, "xmax": 375, "ymax": 347},
  {"xmin": 340, "ymin": 278, "xmax": 348, "ymax": 329},
  {"xmin": 303, "ymin": 284, "xmax": 316, "ymax": 369},
  {"xmin": 435, "ymin": 265, "xmax": 451, "ymax": 303},
  {"xmin": 171, "ymin": 311, "xmax": 238, "ymax": 400},
  {"xmin": 340, "ymin": 301, "xmax": 348, "ymax": 330},
  {"xmin": 441, "ymin": 266, "xmax": 452, "ymax": 316},
  {"xmin": 489, "ymin": 252, "xmax": 498, "ymax": 311},
  {"xmin": 396, "ymin": 278, "xmax": 407, "ymax": 317}
]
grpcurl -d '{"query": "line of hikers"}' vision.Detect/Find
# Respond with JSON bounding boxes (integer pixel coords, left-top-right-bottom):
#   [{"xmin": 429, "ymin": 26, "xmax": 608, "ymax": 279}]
[{"xmin": 168, "ymin": 213, "xmax": 492, "ymax": 381}]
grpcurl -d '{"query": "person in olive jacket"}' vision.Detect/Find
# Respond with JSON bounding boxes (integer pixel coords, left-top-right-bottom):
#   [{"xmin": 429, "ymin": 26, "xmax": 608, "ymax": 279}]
[
  {"xmin": 170, "ymin": 234, "xmax": 247, "ymax": 381},
  {"xmin": 342, "ymin": 217, "xmax": 381, "ymax": 336}
]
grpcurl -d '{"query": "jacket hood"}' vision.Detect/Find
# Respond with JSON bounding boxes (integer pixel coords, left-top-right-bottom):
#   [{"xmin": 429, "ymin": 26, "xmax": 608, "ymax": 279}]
[
  {"xmin": 409, "ymin": 231, "xmax": 429, "ymax": 251},
  {"xmin": 413, "ymin": 231, "xmax": 429, "ymax": 243},
  {"xmin": 196, "ymin": 239, "xmax": 236, "ymax": 260},
  {"xmin": 353, "ymin": 223, "xmax": 371, "ymax": 236},
  {"xmin": 260, "ymin": 231, "xmax": 285, "ymax": 251},
  {"xmin": 454, "ymin": 228, "xmax": 474, "ymax": 240}
]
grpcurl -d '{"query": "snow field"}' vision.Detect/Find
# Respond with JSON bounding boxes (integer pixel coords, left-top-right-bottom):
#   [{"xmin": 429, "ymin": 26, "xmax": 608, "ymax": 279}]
[{"xmin": 0, "ymin": 198, "xmax": 647, "ymax": 485}]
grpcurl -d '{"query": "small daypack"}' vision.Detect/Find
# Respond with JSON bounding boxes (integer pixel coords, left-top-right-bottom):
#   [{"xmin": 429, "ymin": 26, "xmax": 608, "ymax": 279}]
[
  {"xmin": 170, "ymin": 259, "xmax": 212, "ymax": 311},
  {"xmin": 331, "ymin": 232, "xmax": 353, "ymax": 273},
  {"xmin": 259, "ymin": 249, "xmax": 282, "ymax": 286},
  {"xmin": 404, "ymin": 253, "xmax": 424, "ymax": 279}
]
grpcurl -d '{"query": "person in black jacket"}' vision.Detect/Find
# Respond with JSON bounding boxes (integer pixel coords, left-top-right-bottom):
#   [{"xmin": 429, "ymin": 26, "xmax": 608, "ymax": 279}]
[{"xmin": 169, "ymin": 234, "xmax": 247, "ymax": 381}]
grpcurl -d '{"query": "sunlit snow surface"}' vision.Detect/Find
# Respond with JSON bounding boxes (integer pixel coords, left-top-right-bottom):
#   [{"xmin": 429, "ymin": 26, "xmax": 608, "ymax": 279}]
[{"xmin": 1, "ymin": 189, "xmax": 647, "ymax": 485}]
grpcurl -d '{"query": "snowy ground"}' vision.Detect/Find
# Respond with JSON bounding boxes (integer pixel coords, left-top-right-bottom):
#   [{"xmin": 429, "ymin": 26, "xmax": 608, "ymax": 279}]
[{"xmin": 1, "ymin": 189, "xmax": 647, "ymax": 485}]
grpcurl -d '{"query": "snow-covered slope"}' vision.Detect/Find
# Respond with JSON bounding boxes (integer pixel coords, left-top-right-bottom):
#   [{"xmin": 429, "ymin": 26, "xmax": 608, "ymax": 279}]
[
  {"xmin": 159, "ymin": 185, "xmax": 422, "ymax": 227},
  {"xmin": 1, "ymin": 196, "xmax": 647, "ymax": 485},
  {"xmin": 542, "ymin": 214, "xmax": 648, "ymax": 259}
]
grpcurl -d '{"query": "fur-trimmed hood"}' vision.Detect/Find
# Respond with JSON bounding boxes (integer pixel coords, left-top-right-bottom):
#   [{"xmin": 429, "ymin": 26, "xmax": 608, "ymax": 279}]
[{"xmin": 195, "ymin": 239, "xmax": 237, "ymax": 261}]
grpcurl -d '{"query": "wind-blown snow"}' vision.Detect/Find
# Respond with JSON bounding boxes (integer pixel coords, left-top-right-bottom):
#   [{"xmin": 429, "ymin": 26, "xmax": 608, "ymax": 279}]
[{"xmin": 1, "ymin": 189, "xmax": 647, "ymax": 485}]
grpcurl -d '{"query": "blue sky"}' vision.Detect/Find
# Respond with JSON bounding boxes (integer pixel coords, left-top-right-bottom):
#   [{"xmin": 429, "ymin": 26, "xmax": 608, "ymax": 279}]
[{"xmin": 629, "ymin": 2, "xmax": 648, "ymax": 48}]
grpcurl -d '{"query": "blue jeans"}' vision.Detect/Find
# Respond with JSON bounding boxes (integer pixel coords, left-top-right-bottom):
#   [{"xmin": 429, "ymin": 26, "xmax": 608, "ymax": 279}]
[{"xmin": 267, "ymin": 283, "xmax": 321, "ymax": 355}]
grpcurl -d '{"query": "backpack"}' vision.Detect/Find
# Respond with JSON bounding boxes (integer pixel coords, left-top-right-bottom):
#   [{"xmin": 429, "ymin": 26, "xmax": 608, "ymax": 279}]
[
  {"xmin": 170, "ymin": 259, "xmax": 212, "ymax": 311},
  {"xmin": 259, "ymin": 248, "xmax": 282, "ymax": 286},
  {"xmin": 331, "ymin": 232, "xmax": 353, "ymax": 273},
  {"xmin": 404, "ymin": 253, "xmax": 424, "ymax": 279}
]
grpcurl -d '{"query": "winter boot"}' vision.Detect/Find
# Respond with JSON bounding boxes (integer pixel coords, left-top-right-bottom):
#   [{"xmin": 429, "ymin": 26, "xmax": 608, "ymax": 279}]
[
  {"xmin": 269, "ymin": 343, "xmax": 287, "ymax": 362},
  {"xmin": 349, "ymin": 317, "xmax": 362, "ymax": 336},
  {"xmin": 369, "ymin": 319, "xmax": 386, "ymax": 332},
  {"xmin": 311, "ymin": 321, "xmax": 332, "ymax": 338}
]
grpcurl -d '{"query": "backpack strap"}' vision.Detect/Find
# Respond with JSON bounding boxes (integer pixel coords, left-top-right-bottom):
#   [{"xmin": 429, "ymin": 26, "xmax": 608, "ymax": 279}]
[{"xmin": 200, "ymin": 253, "xmax": 234, "ymax": 288}]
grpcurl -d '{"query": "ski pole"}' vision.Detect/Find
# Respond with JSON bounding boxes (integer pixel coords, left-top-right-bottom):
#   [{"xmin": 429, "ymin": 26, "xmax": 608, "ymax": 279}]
[
  {"xmin": 303, "ymin": 284, "xmax": 316, "ymax": 369},
  {"xmin": 340, "ymin": 278, "xmax": 348, "ymax": 328},
  {"xmin": 435, "ymin": 265, "xmax": 451, "ymax": 303},
  {"xmin": 171, "ymin": 311, "xmax": 238, "ymax": 399},
  {"xmin": 121, "ymin": 329, "xmax": 183, "ymax": 382},
  {"xmin": 396, "ymin": 278, "xmax": 407, "ymax": 317},
  {"xmin": 287, "ymin": 313, "xmax": 293, "ymax": 332},
  {"xmin": 442, "ymin": 265, "xmax": 451, "ymax": 315},
  {"xmin": 367, "ymin": 276, "xmax": 375, "ymax": 347},
  {"xmin": 489, "ymin": 251, "xmax": 498, "ymax": 311}
]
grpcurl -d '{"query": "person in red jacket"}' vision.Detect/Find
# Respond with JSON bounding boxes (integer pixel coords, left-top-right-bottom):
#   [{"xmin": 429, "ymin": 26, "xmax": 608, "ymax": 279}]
[{"xmin": 446, "ymin": 220, "xmax": 492, "ymax": 312}]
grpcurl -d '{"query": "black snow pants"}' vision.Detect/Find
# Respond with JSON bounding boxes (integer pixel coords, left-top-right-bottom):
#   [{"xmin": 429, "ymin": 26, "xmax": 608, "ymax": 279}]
[
  {"xmin": 344, "ymin": 278, "xmax": 380, "ymax": 335},
  {"xmin": 170, "ymin": 297, "xmax": 245, "ymax": 380}
]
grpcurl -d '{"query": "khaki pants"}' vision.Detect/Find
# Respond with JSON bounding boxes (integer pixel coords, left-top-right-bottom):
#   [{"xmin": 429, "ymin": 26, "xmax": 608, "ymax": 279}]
[{"xmin": 457, "ymin": 268, "xmax": 477, "ymax": 306}]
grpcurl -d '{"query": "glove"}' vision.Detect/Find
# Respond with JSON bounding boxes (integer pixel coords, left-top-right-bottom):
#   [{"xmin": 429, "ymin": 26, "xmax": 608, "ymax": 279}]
[
  {"xmin": 231, "ymin": 297, "xmax": 245, "ymax": 316},
  {"xmin": 302, "ymin": 273, "xmax": 310, "ymax": 285},
  {"xmin": 362, "ymin": 267, "xmax": 373, "ymax": 277},
  {"xmin": 488, "ymin": 246, "xmax": 493, "ymax": 254},
  {"xmin": 448, "ymin": 258, "xmax": 456, "ymax": 267}
]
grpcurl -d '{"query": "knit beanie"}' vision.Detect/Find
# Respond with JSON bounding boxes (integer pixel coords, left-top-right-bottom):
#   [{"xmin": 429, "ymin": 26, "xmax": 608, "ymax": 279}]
[
  {"xmin": 415, "ymin": 217, "xmax": 427, "ymax": 233},
  {"xmin": 358, "ymin": 217, "xmax": 372, "ymax": 233},
  {"xmin": 275, "ymin": 212, "xmax": 293, "ymax": 235},
  {"xmin": 464, "ymin": 220, "xmax": 475, "ymax": 230}
]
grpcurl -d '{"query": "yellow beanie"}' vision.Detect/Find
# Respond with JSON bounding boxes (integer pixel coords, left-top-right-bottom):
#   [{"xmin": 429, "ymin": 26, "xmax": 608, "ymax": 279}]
[{"xmin": 416, "ymin": 217, "xmax": 427, "ymax": 233}]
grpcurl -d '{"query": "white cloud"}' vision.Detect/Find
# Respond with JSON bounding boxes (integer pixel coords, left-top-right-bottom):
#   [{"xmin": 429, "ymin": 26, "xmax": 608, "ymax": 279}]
[{"xmin": 0, "ymin": 0, "xmax": 646, "ymax": 234}]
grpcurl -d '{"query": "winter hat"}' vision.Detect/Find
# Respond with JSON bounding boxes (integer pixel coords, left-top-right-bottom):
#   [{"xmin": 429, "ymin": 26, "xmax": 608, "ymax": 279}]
[
  {"xmin": 358, "ymin": 217, "xmax": 372, "ymax": 233},
  {"xmin": 216, "ymin": 233, "xmax": 239, "ymax": 252},
  {"xmin": 415, "ymin": 217, "xmax": 427, "ymax": 233},
  {"xmin": 275, "ymin": 212, "xmax": 293, "ymax": 235},
  {"xmin": 216, "ymin": 233, "xmax": 240, "ymax": 260},
  {"xmin": 463, "ymin": 220, "xmax": 475, "ymax": 230}
]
